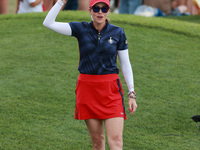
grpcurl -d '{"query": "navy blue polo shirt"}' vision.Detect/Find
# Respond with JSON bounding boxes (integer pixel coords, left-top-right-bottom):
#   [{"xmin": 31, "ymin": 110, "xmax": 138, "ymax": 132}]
[{"xmin": 69, "ymin": 21, "xmax": 128, "ymax": 75}]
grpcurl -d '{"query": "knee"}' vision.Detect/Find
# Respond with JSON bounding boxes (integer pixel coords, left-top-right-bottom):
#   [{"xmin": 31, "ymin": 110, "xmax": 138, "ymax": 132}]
[
  {"xmin": 108, "ymin": 134, "xmax": 123, "ymax": 148},
  {"xmin": 91, "ymin": 134, "xmax": 105, "ymax": 149}
]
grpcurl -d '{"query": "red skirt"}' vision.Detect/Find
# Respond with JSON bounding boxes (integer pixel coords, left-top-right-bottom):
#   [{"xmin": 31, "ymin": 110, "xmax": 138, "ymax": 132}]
[{"xmin": 75, "ymin": 73, "xmax": 127, "ymax": 120}]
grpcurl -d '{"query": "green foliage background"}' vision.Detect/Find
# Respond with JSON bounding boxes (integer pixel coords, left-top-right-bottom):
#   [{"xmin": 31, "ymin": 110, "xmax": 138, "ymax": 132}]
[{"xmin": 0, "ymin": 11, "xmax": 200, "ymax": 149}]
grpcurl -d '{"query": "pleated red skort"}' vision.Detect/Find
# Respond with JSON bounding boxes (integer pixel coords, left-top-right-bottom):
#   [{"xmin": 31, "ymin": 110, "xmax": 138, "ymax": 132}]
[{"xmin": 75, "ymin": 73, "xmax": 127, "ymax": 120}]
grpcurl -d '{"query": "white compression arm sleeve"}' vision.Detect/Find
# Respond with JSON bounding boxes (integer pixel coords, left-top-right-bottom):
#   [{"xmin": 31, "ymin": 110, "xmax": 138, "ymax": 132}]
[
  {"xmin": 118, "ymin": 50, "xmax": 134, "ymax": 92},
  {"xmin": 43, "ymin": 0, "xmax": 72, "ymax": 36}
]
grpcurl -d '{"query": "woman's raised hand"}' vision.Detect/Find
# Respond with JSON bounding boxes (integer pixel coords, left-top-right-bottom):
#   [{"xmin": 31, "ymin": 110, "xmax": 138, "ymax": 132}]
[{"xmin": 60, "ymin": 0, "xmax": 68, "ymax": 4}]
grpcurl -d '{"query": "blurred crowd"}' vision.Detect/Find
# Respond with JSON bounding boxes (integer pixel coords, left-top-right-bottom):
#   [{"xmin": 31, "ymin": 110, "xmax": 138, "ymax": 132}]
[{"xmin": 0, "ymin": 0, "xmax": 199, "ymax": 16}]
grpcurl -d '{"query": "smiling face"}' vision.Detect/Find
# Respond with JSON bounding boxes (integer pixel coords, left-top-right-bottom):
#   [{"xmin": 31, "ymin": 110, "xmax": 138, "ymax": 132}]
[{"xmin": 89, "ymin": 2, "xmax": 110, "ymax": 29}]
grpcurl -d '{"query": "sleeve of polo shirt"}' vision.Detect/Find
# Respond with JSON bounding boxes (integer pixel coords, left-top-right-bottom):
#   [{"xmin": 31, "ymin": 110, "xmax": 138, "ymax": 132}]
[
  {"xmin": 117, "ymin": 29, "xmax": 128, "ymax": 51},
  {"xmin": 68, "ymin": 22, "xmax": 81, "ymax": 38}
]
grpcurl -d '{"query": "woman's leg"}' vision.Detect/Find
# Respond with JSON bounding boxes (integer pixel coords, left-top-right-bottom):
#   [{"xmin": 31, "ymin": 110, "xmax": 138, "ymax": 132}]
[
  {"xmin": 85, "ymin": 119, "xmax": 105, "ymax": 150},
  {"xmin": 104, "ymin": 117, "xmax": 124, "ymax": 150}
]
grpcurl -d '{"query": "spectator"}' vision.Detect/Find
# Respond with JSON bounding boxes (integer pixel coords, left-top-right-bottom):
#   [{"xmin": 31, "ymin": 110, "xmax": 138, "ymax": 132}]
[
  {"xmin": 16, "ymin": 0, "xmax": 45, "ymax": 14},
  {"xmin": 78, "ymin": 0, "xmax": 90, "ymax": 10},
  {"xmin": 169, "ymin": 0, "xmax": 188, "ymax": 16},
  {"xmin": 63, "ymin": 0, "xmax": 78, "ymax": 10},
  {"xmin": 142, "ymin": 0, "xmax": 172, "ymax": 15},
  {"xmin": 111, "ymin": 0, "xmax": 120, "ymax": 14},
  {"xmin": 44, "ymin": 0, "xmax": 57, "ymax": 11},
  {"xmin": 119, "ymin": 0, "xmax": 142, "ymax": 14},
  {"xmin": 0, "ymin": 0, "xmax": 7, "ymax": 14},
  {"xmin": 192, "ymin": 0, "xmax": 200, "ymax": 15},
  {"xmin": 134, "ymin": 0, "xmax": 188, "ymax": 17}
]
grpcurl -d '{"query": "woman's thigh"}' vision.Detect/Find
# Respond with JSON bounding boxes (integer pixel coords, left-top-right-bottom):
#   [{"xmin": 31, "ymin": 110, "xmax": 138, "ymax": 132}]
[
  {"xmin": 85, "ymin": 119, "xmax": 105, "ymax": 138},
  {"xmin": 104, "ymin": 117, "xmax": 124, "ymax": 139}
]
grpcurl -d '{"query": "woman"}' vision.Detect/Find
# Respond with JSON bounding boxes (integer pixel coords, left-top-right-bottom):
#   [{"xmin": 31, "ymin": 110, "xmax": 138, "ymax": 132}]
[
  {"xmin": 43, "ymin": 0, "xmax": 137, "ymax": 149},
  {"xmin": 16, "ymin": 0, "xmax": 45, "ymax": 14}
]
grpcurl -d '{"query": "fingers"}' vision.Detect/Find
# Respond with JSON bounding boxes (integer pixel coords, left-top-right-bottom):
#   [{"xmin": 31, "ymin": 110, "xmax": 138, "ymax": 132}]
[{"xmin": 128, "ymin": 99, "xmax": 138, "ymax": 115}]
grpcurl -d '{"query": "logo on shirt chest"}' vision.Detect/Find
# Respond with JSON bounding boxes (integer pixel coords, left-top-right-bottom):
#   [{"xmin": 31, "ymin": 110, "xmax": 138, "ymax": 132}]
[{"xmin": 108, "ymin": 37, "xmax": 114, "ymax": 44}]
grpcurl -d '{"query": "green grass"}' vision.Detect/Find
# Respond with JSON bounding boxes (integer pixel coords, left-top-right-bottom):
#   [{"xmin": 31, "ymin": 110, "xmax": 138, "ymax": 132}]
[{"xmin": 0, "ymin": 12, "xmax": 200, "ymax": 150}]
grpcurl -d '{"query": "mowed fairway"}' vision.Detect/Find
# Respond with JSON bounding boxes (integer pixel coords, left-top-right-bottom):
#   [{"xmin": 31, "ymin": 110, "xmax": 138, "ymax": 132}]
[{"xmin": 0, "ymin": 11, "xmax": 200, "ymax": 150}]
